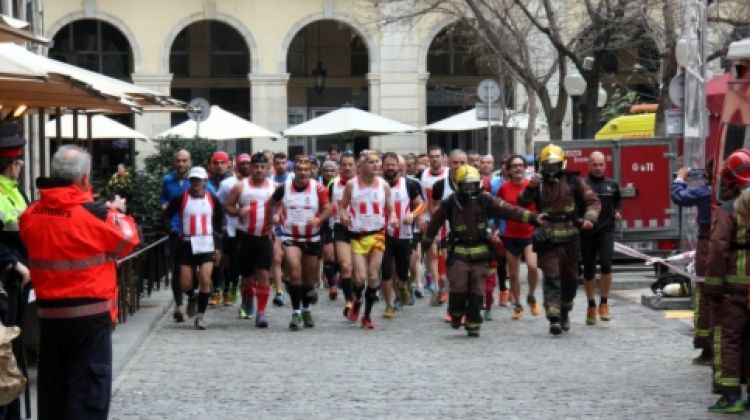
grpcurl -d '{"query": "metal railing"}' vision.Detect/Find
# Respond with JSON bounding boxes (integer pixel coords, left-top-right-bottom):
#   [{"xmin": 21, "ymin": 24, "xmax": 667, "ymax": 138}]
[{"xmin": 115, "ymin": 235, "xmax": 171, "ymax": 324}]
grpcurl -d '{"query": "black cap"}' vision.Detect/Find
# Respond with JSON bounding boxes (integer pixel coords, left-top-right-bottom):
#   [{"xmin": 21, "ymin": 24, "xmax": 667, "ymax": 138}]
[{"xmin": 0, "ymin": 122, "xmax": 27, "ymax": 158}]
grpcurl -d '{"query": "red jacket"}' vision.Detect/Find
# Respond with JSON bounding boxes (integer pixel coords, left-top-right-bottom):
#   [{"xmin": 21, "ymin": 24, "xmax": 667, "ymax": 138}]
[{"xmin": 20, "ymin": 181, "xmax": 140, "ymax": 321}]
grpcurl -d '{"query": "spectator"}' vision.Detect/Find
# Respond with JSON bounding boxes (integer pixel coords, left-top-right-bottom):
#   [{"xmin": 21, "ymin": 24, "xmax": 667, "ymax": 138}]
[{"xmin": 20, "ymin": 145, "xmax": 140, "ymax": 420}]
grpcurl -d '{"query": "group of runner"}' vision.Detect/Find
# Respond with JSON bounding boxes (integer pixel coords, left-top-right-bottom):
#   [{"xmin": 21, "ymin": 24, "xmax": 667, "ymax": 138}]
[{"xmin": 161, "ymin": 145, "xmax": 573, "ymax": 331}]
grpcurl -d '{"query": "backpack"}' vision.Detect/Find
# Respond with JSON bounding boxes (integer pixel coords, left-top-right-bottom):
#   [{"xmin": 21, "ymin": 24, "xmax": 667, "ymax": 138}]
[{"xmin": 0, "ymin": 324, "xmax": 25, "ymax": 406}]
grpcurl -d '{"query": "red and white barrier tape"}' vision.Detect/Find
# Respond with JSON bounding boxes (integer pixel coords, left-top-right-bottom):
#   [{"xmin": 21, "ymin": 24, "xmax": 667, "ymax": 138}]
[{"xmin": 614, "ymin": 242, "xmax": 699, "ymax": 281}]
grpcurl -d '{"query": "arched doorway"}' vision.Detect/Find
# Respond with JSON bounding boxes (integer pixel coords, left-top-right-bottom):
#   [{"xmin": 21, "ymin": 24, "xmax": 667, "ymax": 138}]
[
  {"xmin": 285, "ymin": 19, "xmax": 370, "ymax": 159},
  {"xmin": 168, "ymin": 20, "xmax": 250, "ymax": 151},
  {"xmin": 49, "ymin": 19, "xmax": 135, "ymax": 189},
  {"xmin": 425, "ymin": 22, "xmax": 513, "ymax": 156}
]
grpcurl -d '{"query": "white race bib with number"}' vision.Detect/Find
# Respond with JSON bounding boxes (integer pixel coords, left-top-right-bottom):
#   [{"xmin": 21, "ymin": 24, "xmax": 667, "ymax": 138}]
[{"xmin": 190, "ymin": 235, "xmax": 214, "ymax": 254}]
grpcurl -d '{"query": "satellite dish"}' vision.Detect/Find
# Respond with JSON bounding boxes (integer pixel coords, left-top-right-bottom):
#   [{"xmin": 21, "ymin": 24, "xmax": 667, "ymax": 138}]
[{"xmin": 187, "ymin": 98, "xmax": 211, "ymax": 123}]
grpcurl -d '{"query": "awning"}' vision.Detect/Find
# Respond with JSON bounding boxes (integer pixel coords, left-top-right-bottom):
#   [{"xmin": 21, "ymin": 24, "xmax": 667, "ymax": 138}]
[
  {"xmin": 45, "ymin": 114, "xmax": 148, "ymax": 140},
  {"xmin": 155, "ymin": 105, "xmax": 280, "ymax": 140},
  {"xmin": 282, "ymin": 106, "xmax": 417, "ymax": 137}
]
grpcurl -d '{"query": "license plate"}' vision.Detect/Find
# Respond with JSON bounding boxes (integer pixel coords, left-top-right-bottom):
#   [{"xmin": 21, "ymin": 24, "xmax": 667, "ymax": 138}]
[{"xmin": 623, "ymin": 241, "xmax": 653, "ymax": 251}]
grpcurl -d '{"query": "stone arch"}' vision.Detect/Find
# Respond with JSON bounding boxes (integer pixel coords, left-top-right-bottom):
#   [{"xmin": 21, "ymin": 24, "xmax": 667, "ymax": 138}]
[
  {"xmin": 46, "ymin": 11, "xmax": 143, "ymax": 73},
  {"xmin": 161, "ymin": 12, "xmax": 260, "ymax": 74},
  {"xmin": 278, "ymin": 12, "xmax": 379, "ymax": 74},
  {"xmin": 418, "ymin": 16, "xmax": 460, "ymax": 74}
]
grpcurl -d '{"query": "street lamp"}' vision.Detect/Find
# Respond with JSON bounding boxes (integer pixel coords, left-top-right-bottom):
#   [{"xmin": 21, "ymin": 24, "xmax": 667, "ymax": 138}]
[
  {"xmin": 563, "ymin": 72, "xmax": 586, "ymax": 139},
  {"xmin": 312, "ymin": 61, "xmax": 327, "ymax": 94}
]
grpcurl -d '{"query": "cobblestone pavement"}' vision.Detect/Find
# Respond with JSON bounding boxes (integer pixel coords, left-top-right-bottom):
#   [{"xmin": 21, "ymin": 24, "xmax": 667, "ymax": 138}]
[{"xmin": 109, "ymin": 282, "xmax": 714, "ymax": 420}]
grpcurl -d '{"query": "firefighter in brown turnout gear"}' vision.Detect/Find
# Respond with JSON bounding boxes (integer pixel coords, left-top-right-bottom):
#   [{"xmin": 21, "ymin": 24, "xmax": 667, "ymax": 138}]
[
  {"xmin": 421, "ymin": 165, "xmax": 544, "ymax": 337},
  {"xmin": 703, "ymin": 149, "xmax": 750, "ymax": 414},
  {"xmin": 518, "ymin": 144, "xmax": 600, "ymax": 336}
]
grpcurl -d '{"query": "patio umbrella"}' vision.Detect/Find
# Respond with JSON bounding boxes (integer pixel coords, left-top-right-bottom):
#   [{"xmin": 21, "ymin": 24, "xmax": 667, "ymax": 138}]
[
  {"xmin": 45, "ymin": 114, "xmax": 148, "ymax": 140},
  {"xmin": 423, "ymin": 108, "xmax": 546, "ymax": 132},
  {"xmin": 0, "ymin": 14, "xmax": 49, "ymax": 44},
  {"xmin": 282, "ymin": 106, "xmax": 417, "ymax": 137},
  {"xmin": 155, "ymin": 105, "xmax": 280, "ymax": 140}
]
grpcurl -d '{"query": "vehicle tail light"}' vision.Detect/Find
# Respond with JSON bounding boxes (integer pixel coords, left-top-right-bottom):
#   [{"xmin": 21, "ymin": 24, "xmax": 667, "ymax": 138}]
[{"xmin": 657, "ymin": 239, "xmax": 678, "ymax": 250}]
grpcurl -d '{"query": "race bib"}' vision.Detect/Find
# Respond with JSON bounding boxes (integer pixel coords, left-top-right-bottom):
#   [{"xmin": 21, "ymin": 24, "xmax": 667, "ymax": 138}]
[
  {"xmin": 190, "ymin": 235, "xmax": 214, "ymax": 254},
  {"xmin": 288, "ymin": 207, "xmax": 314, "ymax": 223}
]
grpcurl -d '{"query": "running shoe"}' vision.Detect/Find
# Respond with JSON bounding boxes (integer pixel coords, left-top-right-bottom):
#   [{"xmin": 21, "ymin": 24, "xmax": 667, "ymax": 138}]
[
  {"xmin": 302, "ymin": 310, "xmax": 314, "ymax": 328},
  {"xmin": 484, "ymin": 310, "xmax": 493, "ymax": 321},
  {"xmin": 586, "ymin": 307, "xmax": 597, "ymax": 325},
  {"xmin": 223, "ymin": 291, "xmax": 234, "ymax": 307},
  {"xmin": 272, "ymin": 292, "xmax": 285, "ymax": 307},
  {"xmin": 343, "ymin": 301, "xmax": 353, "ymax": 318},
  {"xmin": 527, "ymin": 296, "xmax": 541, "ymax": 316},
  {"xmin": 328, "ymin": 287, "xmax": 338, "ymax": 301},
  {"xmin": 186, "ymin": 296, "xmax": 198, "ymax": 317},
  {"xmin": 255, "ymin": 313, "xmax": 268, "ymax": 328},
  {"xmin": 289, "ymin": 313, "xmax": 303, "ymax": 331},
  {"xmin": 194, "ymin": 317, "xmax": 206, "ymax": 330},
  {"xmin": 511, "ymin": 305, "xmax": 523, "ymax": 320},
  {"xmin": 414, "ymin": 288, "xmax": 424, "ymax": 299},
  {"xmin": 209, "ymin": 291, "xmax": 221, "ymax": 306},
  {"xmin": 498, "ymin": 290, "xmax": 510, "ymax": 307},
  {"xmin": 598, "ymin": 303, "xmax": 611, "ymax": 321},
  {"xmin": 238, "ymin": 307, "xmax": 254, "ymax": 320},
  {"xmin": 399, "ymin": 287, "xmax": 412, "ymax": 307},
  {"xmin": 361, "ymin": 316, "xmax": 375, "ymax": 329},
  {"xmin": 383, "ymin": 305, "xmax": 395, "ymax": 319},
  {"xmin": 173, "ymin": 310, "xmax": 185, "ymax": 323},
  {"xmin": 347, "ymin": 300, "xmax": 361, "ymax": 322},
  {"xmin": 708, "ymin": 394, "xmax": 745, "ymax": 414}
]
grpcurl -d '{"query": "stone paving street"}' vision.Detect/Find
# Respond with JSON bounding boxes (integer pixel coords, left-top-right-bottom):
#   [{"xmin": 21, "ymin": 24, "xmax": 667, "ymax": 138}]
[{"xmin": 108, "ymin": 274, "xmax": 717, "ymax": 420}]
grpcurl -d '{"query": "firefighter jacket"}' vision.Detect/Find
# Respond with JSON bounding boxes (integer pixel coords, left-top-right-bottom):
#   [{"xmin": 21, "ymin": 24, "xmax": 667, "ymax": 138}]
[
  {"xmin": 518, "ymin": 173, "xmax": 600, "ymax": 244},
  {"xmin": 19, "ymin": 178, "xmax": 140, "ymax": 320},
  {"xmin": 422, "ymin": 192, "xmax": 537, "ymax": 262},
  {"xmin": 704, "ymin": 199, "xmax": 750, "ymax": 297}
]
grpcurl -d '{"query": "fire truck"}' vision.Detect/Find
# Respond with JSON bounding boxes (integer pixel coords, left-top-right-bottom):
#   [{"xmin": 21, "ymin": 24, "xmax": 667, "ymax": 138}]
[{"xmin": 535, "ymin": 138, "xmax": 680, "ymax": 256}]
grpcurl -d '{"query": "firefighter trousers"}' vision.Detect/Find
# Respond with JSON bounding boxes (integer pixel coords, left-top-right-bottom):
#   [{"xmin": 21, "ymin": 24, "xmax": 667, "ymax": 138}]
[
  {"xmin": 537, "ymin": 240, "xmax": 579, "ymax": 321},
  {"xmin": 446, "ymin": 259, "xmax": 487, "ymax": 325},
  {"xmin": 712, "ymin": 292, "xmax": 750, "ymax": 395},
  {"xmin": 693, "ymin": 282, "xmax": 712, "ymax": 350}
]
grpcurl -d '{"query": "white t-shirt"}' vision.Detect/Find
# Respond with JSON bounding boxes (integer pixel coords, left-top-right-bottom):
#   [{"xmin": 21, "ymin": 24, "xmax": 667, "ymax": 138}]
[{"xmin": 218, "ymin": 175, "xmax": 240, "ymax": 237}]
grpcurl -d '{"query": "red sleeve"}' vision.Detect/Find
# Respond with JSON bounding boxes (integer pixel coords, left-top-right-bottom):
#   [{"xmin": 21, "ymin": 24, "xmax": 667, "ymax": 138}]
[{"xmin": 317, "ymin": 184, "xmax": 329, "ymax": 205}]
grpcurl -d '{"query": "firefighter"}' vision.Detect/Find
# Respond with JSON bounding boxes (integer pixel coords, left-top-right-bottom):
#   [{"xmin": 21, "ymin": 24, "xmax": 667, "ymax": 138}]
[
  {"xmin": 421, "ymin": 165, "xmax": 543, "ymax": 337},
  {"xmin": 704, "ymin": 149, "xmax": 750, "ymax": 414},
  {"xmin": 519, "ymin": 144, "xmax": 600, "ymax": 336}
]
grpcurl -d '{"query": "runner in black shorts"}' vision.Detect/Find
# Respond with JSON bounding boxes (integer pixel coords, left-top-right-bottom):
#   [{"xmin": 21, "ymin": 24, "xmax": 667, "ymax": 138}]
[
  {"xmin": 319, "ymin": 160, "xmax": 339, "ymax": 300},
  {"xmin": 581, "ymin": 151, "xmax": 621, "ymax": 325},
  {"xmin": 329, "ymin": 153, "xmax": 357, "ymax": 317}
]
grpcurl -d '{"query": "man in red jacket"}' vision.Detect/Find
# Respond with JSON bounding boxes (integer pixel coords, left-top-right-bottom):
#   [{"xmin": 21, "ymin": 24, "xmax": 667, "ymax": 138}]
[{"xmin": 20, "ymin": 145, "xmax": 140, "ymax": 420}]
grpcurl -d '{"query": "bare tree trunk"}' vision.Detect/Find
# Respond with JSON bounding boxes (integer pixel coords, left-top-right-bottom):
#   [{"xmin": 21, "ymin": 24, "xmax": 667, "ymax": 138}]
[
  {"xmin": 656, "ymin": 0, "xmax": 679, "ymax": 137},
  {"xmin": 524, "ymin": 83, "xmax": 538, "ymax": 154}
]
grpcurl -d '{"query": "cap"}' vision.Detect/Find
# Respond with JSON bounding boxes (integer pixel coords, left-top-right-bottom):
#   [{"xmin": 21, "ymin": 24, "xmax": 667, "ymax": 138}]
[
  {"xmin": 0, "ymin": 122, "xmax": 26, "ymax": 158},
  {"xmin": 211, "ymin": 151, "xmax": 229, "ymax": 163},
  {"xmin": 236, "ymin": 153, "xmax": 251, "ymax": 165},
  {"xmin": 188, "ymin": 166, "xmax": 208, "ymax": 179}
]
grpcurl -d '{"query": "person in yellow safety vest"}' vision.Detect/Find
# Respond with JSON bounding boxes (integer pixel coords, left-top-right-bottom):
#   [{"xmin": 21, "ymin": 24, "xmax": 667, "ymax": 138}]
[
  {"xmin": 421, "ymin": 165, "xmax": 544, "ymax": 337},
  {"xmin": 0, "ymin": 121, "xmax": 32, "ymax": 419}
]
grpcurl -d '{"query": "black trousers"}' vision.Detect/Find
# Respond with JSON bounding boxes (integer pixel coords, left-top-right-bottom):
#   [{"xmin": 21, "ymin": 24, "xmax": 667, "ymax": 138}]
[{"xmin": 38, "ymin": 313, "xmax": 112, "ymax": 420}]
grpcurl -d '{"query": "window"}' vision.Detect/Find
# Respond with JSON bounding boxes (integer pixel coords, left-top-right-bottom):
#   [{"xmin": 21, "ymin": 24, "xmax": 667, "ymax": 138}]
[
  {"xmin": 427, "ymin": 25, "xmax": 480, "ymax": 76},
  {"xmin": 50, "ymin": 19, "xmax": 132, "ymax": 80},
  {"xmin": 287, "ymin": 30, "xmax": 307, "ymax": 77},
  {"xmin": 169, "ymin": 21, "xmax": 249, "ymax": 78},
  {"xmin": 210, "ymin": 22, "xmax": 249, "ymax": 76},
  {"xmin": 351, "ymin": 35, "xmax": 368, "ymax": 76}
]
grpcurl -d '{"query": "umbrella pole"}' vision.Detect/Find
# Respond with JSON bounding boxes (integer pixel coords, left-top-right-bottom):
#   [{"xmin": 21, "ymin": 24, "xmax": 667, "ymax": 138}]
[
  {"xmin": 86, "ymin": 113, "xmax": 93, "ymax": 158},
  {"xmin": 55, "ymin": 107, "xmax": 62, "ymax": 159},
  {"xmin": 72, "ymin": 109, "xmax": 79, "ymax": 144},
  {"xmin": 33, "ymin": 107, "xmax": 44, "ymax": 198}
]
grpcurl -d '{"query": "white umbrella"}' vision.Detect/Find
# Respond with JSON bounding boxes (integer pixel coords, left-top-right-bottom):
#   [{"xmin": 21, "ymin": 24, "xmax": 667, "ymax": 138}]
[
  {"xmin": 155, "ymin": 105, "xmax": 280, "ymax": 140},
  {"xmin": 423, "ymin": 108, "xmax": 547, "ymax": 132},
  {"xmin": 45, "ymin": 114, "xmax": 148, "ymax": 140},
  {"xmin": 282, "ymin": 106, "xmax": 417, "ymax": 137}
]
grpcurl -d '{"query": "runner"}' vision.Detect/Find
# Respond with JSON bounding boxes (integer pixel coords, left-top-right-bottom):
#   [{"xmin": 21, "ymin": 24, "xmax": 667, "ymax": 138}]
[
  {"xmin": 162, "ymin": 167, "xmax": 223, "ymax": 330},
  {"xmin": 319, "ymin": 160, "xmax": 340, "ymax": 300},
  {"xmin": 339, "ymin": 151, "xmax": 397, "ymax": 329},
  {"xmin": 419, "ymin": 145, "xmax": 449, "ymax": 304},
  {"xmin": 266, "ymin": 157, "xmax": 332, "ymax": 330},
  {"xmin": 224, "ymin": 152, "xmax": 276, "ymax": 327},
  {"xmin": 498, "ymin": 155, "xmax": 541, "ymax": 320},
  {"xmin": 216, "ymin": 154, "xmax": 247, "ymax": 307},
  {"xmin": 270, "ymin": 152, "xmax": 292, "ymax": 306},
  {"xmin": 381, "ymin": 152, "xmax": 422, "ymax": 318},
  {"xmin": 329, "ymin": 152, "xmax": 357, "ymax": 317},
  {"xmin": 208, "ymin": 151, "xmax": 232, "ymax": 306}
]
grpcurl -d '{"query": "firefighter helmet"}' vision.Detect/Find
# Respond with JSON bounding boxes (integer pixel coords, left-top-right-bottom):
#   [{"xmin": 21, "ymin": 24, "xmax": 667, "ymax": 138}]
[
  {"xmin": 721, "ymin": 149, "xmax": 750, "ymax": 189},
  {"xmin": 539, "ymin": 144, "xmax": 566, "ymax": 165},
  {"xmin": 454, "ymin": 165, "xmax": 481, "ymax": 197}
]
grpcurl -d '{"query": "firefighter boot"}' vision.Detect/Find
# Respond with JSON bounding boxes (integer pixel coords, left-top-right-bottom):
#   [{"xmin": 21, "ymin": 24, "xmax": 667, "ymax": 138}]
[
  {"xmin": 448, "ymin": 293, "xmax": 468, "ymax": 329},
  {"xmin": 546, "ymin": 305, "xmax": 562, "ymax": 336},
  {"xmin": 464, "ymin": 294, "xmax": 484, "ymax": 338}
]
